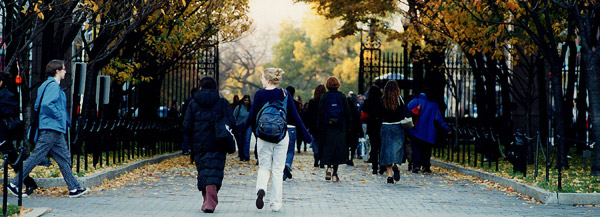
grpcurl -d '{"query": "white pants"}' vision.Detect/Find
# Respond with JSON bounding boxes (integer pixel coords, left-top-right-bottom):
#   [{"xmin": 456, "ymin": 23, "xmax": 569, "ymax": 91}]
[{"xmin": 256, "ymin": 134, "xmax": 289, "ymax": 208}]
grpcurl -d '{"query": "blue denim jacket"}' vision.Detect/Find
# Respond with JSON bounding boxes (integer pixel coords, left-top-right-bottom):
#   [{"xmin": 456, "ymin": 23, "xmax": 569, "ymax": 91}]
[{"xmin": 36, "ymin": 77, "xmax": 70, "ymax": 134}]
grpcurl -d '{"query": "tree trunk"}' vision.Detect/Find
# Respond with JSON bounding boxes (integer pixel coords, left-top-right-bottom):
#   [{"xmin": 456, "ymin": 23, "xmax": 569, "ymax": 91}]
[
  {"xmin": 583, "ymin": 51, "xmax": 600, "ymax": 175},
  {"xmin": 549, "ymin": 61, "xmax": 568, "ymax": 171},
  {"xmin": 536, "ymin": 57, "xmax": 549, "ymax": 162}
]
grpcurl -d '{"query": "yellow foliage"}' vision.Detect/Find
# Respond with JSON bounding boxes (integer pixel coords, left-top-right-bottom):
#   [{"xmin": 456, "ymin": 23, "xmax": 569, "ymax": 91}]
[{"xmin": 333, "ymin": 57, "xmax": 359, "ymax": 84}]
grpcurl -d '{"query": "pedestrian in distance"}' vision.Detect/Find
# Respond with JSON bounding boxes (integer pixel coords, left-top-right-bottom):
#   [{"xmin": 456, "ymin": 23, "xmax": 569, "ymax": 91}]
[
  {"xmin": 0, "ymin": 73, "xmax": 39, "ymax": 196},
  {"xmin": 231, "ymin": 95, "xmax": 240, "ymax": 110},
  {"xmin": 361, "ymin": 85, "xmax": 383, "ymax": 175},
  {"xmin": 233, "ymin": 95, "xmax": 252, "ymax": 161},
  {"xmin": 167, "ymin": 100, "xmax": 179, "ymax": 118},
  {"xmin": 317, "ymin": 76, "xmax": 352, "ymax": 182},
  {"xmin": 181, "ymin": 87, "xmax": 199, "ymax": 155},
  {"xmin": 379, "ymin": 80, "xmax": 409, "ymax": 184},
  {"xmin": 245, "ymin": 68, "xmax": 312, "ymax": 212},
  {"xmin": 283, "ymin": 85, "xmax": 303, "ymax": 181},
  {"xmin": 8, "ymin": 60, "xmax": 89, "ymax": 198},
  {"xmin": 346, "ymin": 91, "xmax": 362, "ymax": 166},
  {"xmin": 182, "ymin": 76, "xmax": 235, "ymax": 213},
  {"xmin": 307, "ymin": 84, "xmax": 326, "ymax": 168},
  {"xmin": 407, "ymin": 88, "xmax": 451, "ymax": 173}
]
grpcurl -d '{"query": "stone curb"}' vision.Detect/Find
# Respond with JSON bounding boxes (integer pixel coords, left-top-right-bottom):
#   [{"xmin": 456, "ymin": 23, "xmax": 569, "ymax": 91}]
[
  {"xmin": 21, "ymin": 207, "xmax": 51, "ymax": 217},
  {"xmin": 432, "ymin": 159, "xmax": 600, "ymax": 205},
  {"xmin": 2, "ymin": 152, "xmax": 181, "ymax": 189}
]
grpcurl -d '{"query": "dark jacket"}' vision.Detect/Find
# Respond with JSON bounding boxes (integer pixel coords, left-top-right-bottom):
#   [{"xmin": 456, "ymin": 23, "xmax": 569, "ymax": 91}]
[
  {"xmin": 317, "ymin": 89, "xmax": 352, "ymax": 165},
  {"xmin": 182, "ymin": 89, "xmax": 234, "ymax": 191},
  {"xmin": 361, "ymin": 97, "xmax": 382, "ymax": 137},
  {"xmin": 306, "ymin": 98, "xmax": 320, "ymax": 139},
  {"xmin": 0, "ymin": 87, "xmax": 18, "ymax": 142}
]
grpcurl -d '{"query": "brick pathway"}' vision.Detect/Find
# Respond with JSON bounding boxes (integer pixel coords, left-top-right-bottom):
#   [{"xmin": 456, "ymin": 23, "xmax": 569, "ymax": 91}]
[{"xmin": 9, "ymin": 152, "xmax": 600, "ymax": 217}]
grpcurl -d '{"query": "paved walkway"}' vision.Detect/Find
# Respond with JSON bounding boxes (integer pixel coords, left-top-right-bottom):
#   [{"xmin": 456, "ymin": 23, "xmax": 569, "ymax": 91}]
[{"xmin": 9, "ymin": 152, "xmax": 600, "ymax": 217}]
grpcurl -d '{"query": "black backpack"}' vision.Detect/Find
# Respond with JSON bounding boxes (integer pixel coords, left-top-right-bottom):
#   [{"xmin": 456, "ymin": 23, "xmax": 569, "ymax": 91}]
[
  {"xmin": 255, "ymin": 89, "xmax": 288, "ymax": 143},
  {"xmin": 325, "ymin": 92, "xmax": 344, "ymax": 126}
]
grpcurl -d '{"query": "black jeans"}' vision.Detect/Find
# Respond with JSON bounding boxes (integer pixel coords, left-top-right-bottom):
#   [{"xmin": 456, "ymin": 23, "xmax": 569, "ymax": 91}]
[
  {"xmin": 411, "ymin": 135, "xmax": 432, "ymax": 170},
  {"xmin": 368, "ymin": 132, "xmax": 381, "ymax": 170}
]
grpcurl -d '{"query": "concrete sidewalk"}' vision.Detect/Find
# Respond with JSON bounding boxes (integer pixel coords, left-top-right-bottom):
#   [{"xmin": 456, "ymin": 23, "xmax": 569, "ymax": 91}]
[{"xmin": 10, "ymin": 152, "xmax": 600, "ymax": 217}]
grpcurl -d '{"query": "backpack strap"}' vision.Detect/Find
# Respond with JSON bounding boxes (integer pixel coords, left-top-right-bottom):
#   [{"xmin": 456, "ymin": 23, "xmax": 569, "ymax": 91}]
[
  {"xmin": 35, "ymin": 81, "xmax": 55, "ymax": 115},
  {"xmin": 282, "ymin": 89, "xmax": 289, "ymax": 113}
]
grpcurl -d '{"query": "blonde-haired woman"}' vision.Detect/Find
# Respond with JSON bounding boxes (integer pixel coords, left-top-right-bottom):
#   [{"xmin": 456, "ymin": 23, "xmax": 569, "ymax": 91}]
[{"xmin": 245, "ymin": 68, "xmax": 313, "ymax": 212}]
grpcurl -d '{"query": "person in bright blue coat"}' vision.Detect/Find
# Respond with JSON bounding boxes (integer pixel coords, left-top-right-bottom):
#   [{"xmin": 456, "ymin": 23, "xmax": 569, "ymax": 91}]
[{"xmin": 407, "ymin": 91, "xmax": 451, "ymax": 173}]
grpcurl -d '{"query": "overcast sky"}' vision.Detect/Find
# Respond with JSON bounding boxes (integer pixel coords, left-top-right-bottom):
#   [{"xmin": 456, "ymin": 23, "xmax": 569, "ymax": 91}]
[{"xmin": 248, "ymin": 0, "xmax": 310, "ymax": 35}]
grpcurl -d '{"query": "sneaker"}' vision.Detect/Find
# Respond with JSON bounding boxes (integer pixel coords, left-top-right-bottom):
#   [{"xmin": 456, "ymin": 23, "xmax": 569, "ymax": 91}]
[
  {"xmin": 25, "ymin": 186, "xmax": 38, "ymax": 196},
  {"xmin": 283, "ymin": 166, "xmax": 292, "ymax": 181},
  {"xmin": 271, "ymin": 203, "xmax": 282, "ymax": 212},
  {"xmin": 256, "ymin": 189, "xmax": 265, "ymax": 209},
  {"xmin": 7, "ymin": 184, "xmax": 27, "ymax": 197},
  {"xmin": 387, "ymin": 177, "xmax": 394, "ymax": 184},
  {"xmin": 392, "ymin": 164, "xmax": 400, "ymax": 181},
  {"xmin": 69, "ymin": 188, "xmax": 89, "ymax": 198},
  {"xmin": 347, "ymin": 160, "xmax": 354, "ymax": 166},
  {"xmin": 422, "ymin": 168, "xmax": 432, "ymax": 173}
]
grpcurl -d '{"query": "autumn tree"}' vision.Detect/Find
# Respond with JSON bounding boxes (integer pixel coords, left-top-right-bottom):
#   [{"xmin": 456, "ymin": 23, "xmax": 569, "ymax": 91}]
[{"xmin": 219, "ymin": 32, "xmax": 269, "ymax": 99}]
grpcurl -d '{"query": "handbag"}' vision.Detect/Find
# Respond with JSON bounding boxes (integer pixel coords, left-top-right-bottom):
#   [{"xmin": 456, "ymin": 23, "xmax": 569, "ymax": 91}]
[
  {"xmin": 28, "ymin": 81, "xmax": 53, "ymax": 145},
  {"xmin": 398, "ymin": 96, "xmax": 414, "ymax": 129},
  {"xmin": 214, "ymin": 100, "xmax": 237, "ymax": 154}
]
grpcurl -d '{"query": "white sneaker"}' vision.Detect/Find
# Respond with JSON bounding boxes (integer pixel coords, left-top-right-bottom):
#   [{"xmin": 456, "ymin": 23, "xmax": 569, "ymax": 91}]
[{"xmin": 270, "ymin": 203, "xmax": 282, "ymax": 212}]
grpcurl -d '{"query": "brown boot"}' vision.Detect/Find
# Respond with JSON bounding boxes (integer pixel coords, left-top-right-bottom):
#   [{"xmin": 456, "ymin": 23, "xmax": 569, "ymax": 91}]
[{"xmin": 202, "ymin": 185, "xmax": 218, "ymax": 213}]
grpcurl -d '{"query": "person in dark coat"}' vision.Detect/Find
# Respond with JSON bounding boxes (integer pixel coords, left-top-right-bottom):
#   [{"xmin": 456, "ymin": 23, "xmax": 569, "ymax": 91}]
[
  {"xmin": 307, "ymin": 84, "xmax": 326, "ymax": 167},
  {"xmin": 346, "ymin": 92, "xmax": 362, "ymax": 166},
  {"xmin": 0, "ymin": 73, "xmax": 38, "ymax": 196},
  {"xmin": 361, "ymin": 85, "xmax": 383, "ymax": 174},
  {"xmin": 318, "ymin": 76, "xmax": 352, "ymax": 182},
  {"xmin": 181, "ymin": 87, "xmax": 198, "ymax": 155},
  {"xmin": 182, "ymin": 76, "xmax": 235, "ymax": 213}
]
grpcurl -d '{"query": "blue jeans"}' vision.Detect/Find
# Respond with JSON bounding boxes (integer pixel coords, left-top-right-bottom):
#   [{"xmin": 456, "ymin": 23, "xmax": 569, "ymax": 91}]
[
  {"xmin": 242, "ymin": 126, "xmax": 252, "ymax": 159},
  {"xmin": 285, "ymin": 126, "xmax": 297, "ymax": 169}
]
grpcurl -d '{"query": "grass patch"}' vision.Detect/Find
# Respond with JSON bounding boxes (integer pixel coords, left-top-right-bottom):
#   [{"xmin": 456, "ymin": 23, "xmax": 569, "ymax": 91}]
[
  {"xmin": 0, "ymin": 150, "xmax": 178, "ymax": 179},
  {"xmin": 0, "ymin": 204, "xmax": 20, "ymax": 216},
  {"xmin": 433, "ymin": 145, "xmax": 600, "ymax": 193}
]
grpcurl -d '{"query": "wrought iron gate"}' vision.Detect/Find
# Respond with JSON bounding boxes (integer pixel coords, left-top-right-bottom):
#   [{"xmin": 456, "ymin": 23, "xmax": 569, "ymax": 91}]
[{"xmin": 160, "ymin": 42, "xmax": 219, "ymax": 110}]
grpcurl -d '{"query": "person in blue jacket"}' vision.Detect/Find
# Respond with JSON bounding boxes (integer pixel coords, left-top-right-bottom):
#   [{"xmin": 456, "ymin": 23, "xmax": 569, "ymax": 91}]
[
  {"xmin": 8, "ymin": 60, "xmax": 89, "ymax": 198},
  {"xmin": 407, "ymin": 89, "xmax": 451, "ymax": 173}
]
